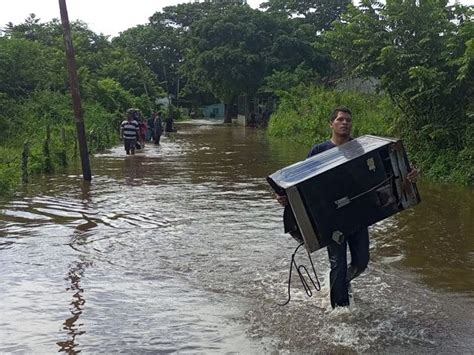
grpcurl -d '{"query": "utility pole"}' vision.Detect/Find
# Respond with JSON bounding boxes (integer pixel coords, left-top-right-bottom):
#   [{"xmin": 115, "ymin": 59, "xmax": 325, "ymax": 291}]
[{"xmin": 58, "ymin": 0, "xmax": 92, "ymax": 181}]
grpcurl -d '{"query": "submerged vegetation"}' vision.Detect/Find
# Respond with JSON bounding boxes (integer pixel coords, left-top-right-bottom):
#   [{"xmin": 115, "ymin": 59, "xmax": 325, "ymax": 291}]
[{"xmin": 0, "ymin": 0, "xmax": 472, "ymax": 194}]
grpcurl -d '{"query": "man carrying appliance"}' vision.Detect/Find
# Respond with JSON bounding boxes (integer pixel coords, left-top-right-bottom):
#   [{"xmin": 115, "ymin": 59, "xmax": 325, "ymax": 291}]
[{"xmin": 275, "ymin": 106, "xmax": 419, "ymax": 308}]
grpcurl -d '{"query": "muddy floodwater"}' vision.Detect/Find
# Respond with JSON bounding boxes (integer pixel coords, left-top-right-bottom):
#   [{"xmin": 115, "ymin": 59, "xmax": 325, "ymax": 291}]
[{"xmin": 1, "ymin": 121, "xmax": 473, "ymax": 353}]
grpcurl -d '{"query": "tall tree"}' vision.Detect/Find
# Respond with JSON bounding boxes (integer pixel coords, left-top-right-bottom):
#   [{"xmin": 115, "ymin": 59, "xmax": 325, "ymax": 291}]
[
  {"xmin": 184, "ymin": 6, "xmax": 276, "ymax": 122},
  {"xmin": 0, "ymin": 37, "xmax": 63, "ymax": 97},
  {"xmin": 113, "ymin": 23, "xmax": 180, "ymax": 98},
  {"xmin": 260, "ymin": 0, "xmax": 351, "ymax": 31},
  {"xmin": 183, "ymin": 4, "xmax": 330, "ymax": 122},
  {"xmin": 326, "ymin": 0, "xmax": 473, "ymax": 172},
  {"xmin": 1, "ymin": 15, "xmax": 163, "ymax": 115}
]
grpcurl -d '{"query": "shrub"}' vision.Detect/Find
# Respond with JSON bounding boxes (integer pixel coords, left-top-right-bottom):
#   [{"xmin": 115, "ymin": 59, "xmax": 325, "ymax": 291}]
[
  {"xmin": 0, "ymin": 147, "xmax": 21, "ymax": 195},
  {"xmin": 267, "ymin": 85, "xmax": 394, "ymax": 145}
]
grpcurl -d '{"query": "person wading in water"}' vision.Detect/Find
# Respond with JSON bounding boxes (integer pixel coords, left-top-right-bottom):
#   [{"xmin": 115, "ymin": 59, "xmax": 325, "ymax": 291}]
[
  {"xmin": 120, "ymin": 109, "xmax": 139, "ymax": 155},
  {"xmin": 275, "ymin": 106, "xmax": 419, "ymax": 308}
]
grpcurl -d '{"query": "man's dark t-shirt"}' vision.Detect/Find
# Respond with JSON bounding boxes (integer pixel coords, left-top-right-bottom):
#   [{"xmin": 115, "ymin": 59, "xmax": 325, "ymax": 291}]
[{"xmin": 307, "ymin": 139, "xmax": 336, "ymax": 158}]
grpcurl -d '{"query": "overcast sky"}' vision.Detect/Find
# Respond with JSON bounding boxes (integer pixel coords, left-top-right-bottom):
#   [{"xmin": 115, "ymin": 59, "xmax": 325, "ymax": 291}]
[
  {"xmin": 1, "ymin": 0, "xmax": 264, "ymax": 37},
  {"xmin": 2, "ymin": 0, "xmax": 472, "ymax": 38}
]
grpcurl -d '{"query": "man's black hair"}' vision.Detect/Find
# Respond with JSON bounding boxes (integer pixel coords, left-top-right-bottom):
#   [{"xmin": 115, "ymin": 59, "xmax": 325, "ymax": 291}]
[{"xmin": 330, "ymin": 106, "xmax": 352, "ymax": 122}]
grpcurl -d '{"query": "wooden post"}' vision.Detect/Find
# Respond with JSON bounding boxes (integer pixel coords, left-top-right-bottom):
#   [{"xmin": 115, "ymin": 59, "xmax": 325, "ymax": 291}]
[
  {"xmin": 58, "ymin": 0, "xmax": 92, "ymax": 181},
  {"xmin": 21, "ymin": 141, "xmax": 29, "ymax": 184},
  {"xmin": 44, "ymin": 125, "xmax": 53, "ymax": 173},
  {"xmin": 59, "ymin": 127, "xmax": 67, "ymax": 167}
]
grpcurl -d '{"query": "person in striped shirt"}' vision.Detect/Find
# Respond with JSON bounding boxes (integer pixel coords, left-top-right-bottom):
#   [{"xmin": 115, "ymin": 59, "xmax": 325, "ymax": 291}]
[{"xmin": 120, "ymin": 109, "xmax": 139, "ymax": 155}]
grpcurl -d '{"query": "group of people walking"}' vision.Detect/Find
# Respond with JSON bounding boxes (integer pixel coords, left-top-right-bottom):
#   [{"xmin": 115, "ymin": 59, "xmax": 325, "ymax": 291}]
[{"xmin": 120, "ymin": 109, "xmax": 174, "ymax": 155}]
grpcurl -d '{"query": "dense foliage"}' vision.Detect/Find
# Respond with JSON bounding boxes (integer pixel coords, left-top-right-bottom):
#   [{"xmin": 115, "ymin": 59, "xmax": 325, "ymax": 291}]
[
  {"xmin": 260, "ymin": 0, "xmax": 351, "ymax": 31},
  {"xmin": 0, "ymin": 16, "xmax": 165, "ymax": 194},
  {"xmin": 324, "ymin": 0, "xmax": 473, "ymax": 183},
  {"xmin": 0, "ymin": 0, "xmax": 472, "ymax": 194},
  {"xmin": 268, "ymin": 85, "xmax": 395, "ymax": 144}
]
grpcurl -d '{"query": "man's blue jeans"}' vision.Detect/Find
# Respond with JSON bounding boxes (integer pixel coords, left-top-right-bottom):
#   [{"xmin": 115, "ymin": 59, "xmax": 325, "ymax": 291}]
[{"xmin": 327, "ymin": 228, "xmax": 370, "ymax": 308}]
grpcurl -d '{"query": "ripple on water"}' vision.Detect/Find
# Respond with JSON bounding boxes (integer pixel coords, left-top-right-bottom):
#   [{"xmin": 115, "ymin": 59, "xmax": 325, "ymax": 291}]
[{"xmin": 0, "ymin": 124, "xmax": 472, "ymax": 353}]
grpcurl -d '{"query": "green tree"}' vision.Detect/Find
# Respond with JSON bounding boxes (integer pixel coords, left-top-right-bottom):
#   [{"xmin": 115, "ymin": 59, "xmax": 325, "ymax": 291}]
[
  {"xmin": 264, "ymin": 64, "xmax": 319, "ymax": 92},
  {"xmin": 0, "ymin": 37, "xmax": 65, "ymax": 97},
  {"xmin": 152, "ymin": 2, "xmax": 231, "ymax": 29},
  {"xmin": 115, "ymin": 2, "xmax": 241, "ymax": 107},
  {"xmin": 260, "ymin": 0, "xmax": 351, "ymax": 31},
  {"xmin": 113, "ymin": 24, "xmax": 180, "ymax": 96},
  {"xmin": 183, "ymin": 5, "xmax": 329, "ymax": 122},
  {"xmin": 326, "ymin": 0, "xmax": 473, "ymax": 182},
  {"xmin": 183, "ymin": 6, "xmax": 272, "ymax": 122}
]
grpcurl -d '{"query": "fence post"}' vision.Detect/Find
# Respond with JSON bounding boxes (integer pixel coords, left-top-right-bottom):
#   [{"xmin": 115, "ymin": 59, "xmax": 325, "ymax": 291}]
[
  {"xmin": 44, "ymin": 125, "xmax": 53, "ymax": 173},
  {"xmin": 59, "ymin": 127, "xmax": 67, "ymax": 167},
  {"xmin": 21, "ymin": 140, "xmax": 29, "ymax": 183}
]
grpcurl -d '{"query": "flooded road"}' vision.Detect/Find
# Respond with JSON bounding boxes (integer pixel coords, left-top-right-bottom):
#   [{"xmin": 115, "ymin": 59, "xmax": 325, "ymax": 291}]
[{"xmin": 1, "ymin": 121, "xmax": 473, "ymax": 353}]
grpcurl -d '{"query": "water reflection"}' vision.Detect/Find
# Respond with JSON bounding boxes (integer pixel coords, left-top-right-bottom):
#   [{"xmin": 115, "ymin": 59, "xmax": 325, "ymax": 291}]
[
  {"xmin": 0, "ymin": 122, "xmax": 472, "ymax": 353},
  {"xmin": 393, "ymin": 181, "xmax": 473, "ymax": 295},
  {"xmin": 122, "ymin": 155, "xmax": 147, "ymax": 186},
  {"xmin": 57, "ymin": 180, "xmax": 93, "ymax": 353},
  {"xmin": 57, "ymin": 260, "xmax": 89, "ymax": 354}
]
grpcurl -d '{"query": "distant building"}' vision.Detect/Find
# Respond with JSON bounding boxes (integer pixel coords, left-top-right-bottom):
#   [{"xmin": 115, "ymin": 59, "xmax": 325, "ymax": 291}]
[{"xmin": 200, "ymin": 103, "xmax": 225, "ymax": 119}]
